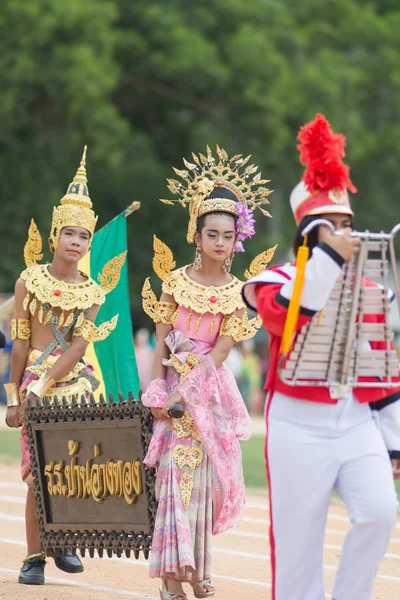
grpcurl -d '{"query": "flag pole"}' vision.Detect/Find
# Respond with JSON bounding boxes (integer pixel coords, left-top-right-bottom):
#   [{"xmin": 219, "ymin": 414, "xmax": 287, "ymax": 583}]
[{"xmin": 124, "ymin": 201, "xmax": 141, "ymax": 217}]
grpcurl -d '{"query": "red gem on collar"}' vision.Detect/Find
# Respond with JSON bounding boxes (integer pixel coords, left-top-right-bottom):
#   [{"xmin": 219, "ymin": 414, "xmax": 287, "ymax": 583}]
[
  {"xmin": 54, "ymin": 289, "xmax": 62, "ymax": 296},
  {"xmin": 209, "ymin": 295, "xmax": 217, "ymax": 303},
  {"xmin": 187, "ymin": 361, "xmax": 193, "ymax": 367}
]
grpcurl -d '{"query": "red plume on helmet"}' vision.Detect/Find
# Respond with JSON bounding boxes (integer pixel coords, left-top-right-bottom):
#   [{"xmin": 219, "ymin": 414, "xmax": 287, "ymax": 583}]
[
  {"xmin": 297, "ymin": 113, "xmax": 357, "ymax": 194},
  {"xmin": 290, "ymin": 113, "xmax": 356, "ymax": 225}
]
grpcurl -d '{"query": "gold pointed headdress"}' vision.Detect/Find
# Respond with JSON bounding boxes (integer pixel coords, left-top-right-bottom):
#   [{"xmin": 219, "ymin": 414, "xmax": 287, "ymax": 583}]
[
  {"xmin": 50, "ymin": 146, "xmax": 98, "ymax": 250},
  {"xmin": 161, "ymin": 145, "xmax": 273, "ymax": 243}
]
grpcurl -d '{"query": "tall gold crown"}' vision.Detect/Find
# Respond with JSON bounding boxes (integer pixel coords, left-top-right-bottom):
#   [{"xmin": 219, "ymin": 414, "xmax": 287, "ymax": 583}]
[
  {"xmin": 161, "ymin": 145, "xmax": 273, "ymax": 243},
  {"xmin": 50, "ymin": 146, "xmax": 98, "ymax": 249}
]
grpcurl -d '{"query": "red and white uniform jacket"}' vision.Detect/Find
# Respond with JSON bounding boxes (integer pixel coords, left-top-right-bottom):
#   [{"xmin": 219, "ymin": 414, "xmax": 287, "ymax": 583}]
[{"xmin": 243, "ymin": 241, "xmax": 400, "ymax": 458}]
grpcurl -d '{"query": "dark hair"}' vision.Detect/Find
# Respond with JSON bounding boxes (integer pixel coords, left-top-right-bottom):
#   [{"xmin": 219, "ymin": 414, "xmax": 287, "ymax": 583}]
[
  {"xmin": 292, "ymin": 214, "xmax": 354, "ymax": 257},
  {"xmin": 196, "ymin": 186, "xmax": 238, "ymax": 234}
]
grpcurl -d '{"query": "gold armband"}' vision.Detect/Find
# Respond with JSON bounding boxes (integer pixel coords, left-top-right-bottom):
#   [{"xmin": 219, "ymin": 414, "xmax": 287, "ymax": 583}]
[
  {"xmin": 154, "ymin": 301, "xmax": 178, "ymax": 325},
  {"xmin": 29, "ymin": 373, "xmax": 56, "ymax": 399},
  {"xmin": 73, "ymin": 316, "xmax": 118, "ymax": 343},
  {"xmin": 11, "ymin": 318, "xmax": 31, "ymax": 341},
  {"xmin": 4, "ymin": 382, "xmax": 20, "ymax": 407},
  {"xmin": 220, "ymin": 313, "xmax": 262, "ymax": 343}
]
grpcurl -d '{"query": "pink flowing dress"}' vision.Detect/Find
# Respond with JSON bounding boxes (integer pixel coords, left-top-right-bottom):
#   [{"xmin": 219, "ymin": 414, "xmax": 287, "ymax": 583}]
[{"xmin": 143, "ymin": 305, "xmax": 252, "ymax": 582}]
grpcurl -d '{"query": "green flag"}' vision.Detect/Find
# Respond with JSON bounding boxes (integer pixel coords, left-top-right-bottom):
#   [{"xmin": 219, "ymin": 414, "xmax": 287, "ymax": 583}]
[{"xmin": 85, "ymin": 212, "xmax": 140, "ymax": 399}]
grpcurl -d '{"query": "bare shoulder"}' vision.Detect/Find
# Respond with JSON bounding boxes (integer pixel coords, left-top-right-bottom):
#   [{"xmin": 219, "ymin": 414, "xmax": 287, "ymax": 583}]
[
  {"xmin": 159, "ymin": 290, "xmax": 176, "ymax": 303},
  {"xmin": 15, "ymin": 278, "xmax": 27, "ymax": 295}
]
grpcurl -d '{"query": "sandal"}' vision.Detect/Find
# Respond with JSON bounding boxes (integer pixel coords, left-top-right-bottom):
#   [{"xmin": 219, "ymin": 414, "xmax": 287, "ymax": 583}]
[
  {"xmin": 159, "ymin": 579, "xmax": 188, "ymax": 600},
  {"xmin": 190, "ymin": 580, "xmax": 215, "ymax": 598}
]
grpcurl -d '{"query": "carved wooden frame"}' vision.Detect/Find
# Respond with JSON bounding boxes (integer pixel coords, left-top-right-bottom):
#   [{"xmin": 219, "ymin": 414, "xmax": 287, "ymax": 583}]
[{"xmin": 25, "ymin": 392, "xmax": 156, "ymax": 559}]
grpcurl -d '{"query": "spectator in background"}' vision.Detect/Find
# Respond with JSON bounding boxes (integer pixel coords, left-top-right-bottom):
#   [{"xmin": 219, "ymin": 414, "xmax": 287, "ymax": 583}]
[
  {"xmin": 224, "ymin": 342, "xmax": 243, "ymax": 381},
  {"xmin": 0, "ymin": 328, "xmax": 9, "ymax": 405},
  {"xmin": 238, "ymin": 339, "xmax": 262, "ymax": 413},
  {"xmin": 134, "ymin": 328, "xmax": 153, "ymax": 392}
]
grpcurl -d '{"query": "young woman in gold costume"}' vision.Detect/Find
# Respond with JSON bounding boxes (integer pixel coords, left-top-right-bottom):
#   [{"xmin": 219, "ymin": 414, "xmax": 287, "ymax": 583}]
[{"xmin": 142, "ymin": 146, "xmax": 276, "ymax": 600}]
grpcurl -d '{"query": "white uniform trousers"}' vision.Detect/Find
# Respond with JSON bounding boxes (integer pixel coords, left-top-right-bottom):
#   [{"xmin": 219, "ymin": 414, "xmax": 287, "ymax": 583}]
[{"xmin": 266, "ymin": 391, "xmax": 398, "ymax": 600}]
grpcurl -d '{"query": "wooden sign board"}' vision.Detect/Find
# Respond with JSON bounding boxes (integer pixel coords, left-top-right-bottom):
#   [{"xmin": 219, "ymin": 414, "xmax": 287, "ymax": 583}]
[{"xmin": 25, "ymin": 393, "xmax": 156, "ymax": 559}]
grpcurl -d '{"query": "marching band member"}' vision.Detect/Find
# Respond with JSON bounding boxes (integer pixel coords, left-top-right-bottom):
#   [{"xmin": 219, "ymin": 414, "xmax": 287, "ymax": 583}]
[{"xmin": 243, "ymin": 114, "xmax": 400, "ymax": 600}]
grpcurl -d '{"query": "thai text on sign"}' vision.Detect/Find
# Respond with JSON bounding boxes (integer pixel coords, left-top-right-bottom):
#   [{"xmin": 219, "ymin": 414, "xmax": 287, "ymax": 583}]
[{"xmin": 44, "ymin": 441, "xmax": 143, "ymax": 505}]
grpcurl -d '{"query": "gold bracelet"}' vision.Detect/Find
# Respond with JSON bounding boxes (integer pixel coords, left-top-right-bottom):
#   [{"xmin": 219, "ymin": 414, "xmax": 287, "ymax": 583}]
[
  {"xmin": 4, "ymin": 382, "xmax": 20, "ymax": 407},
  {"xmin": 29, "ymin": 374, "xmax": 56, "ymax": 399}
]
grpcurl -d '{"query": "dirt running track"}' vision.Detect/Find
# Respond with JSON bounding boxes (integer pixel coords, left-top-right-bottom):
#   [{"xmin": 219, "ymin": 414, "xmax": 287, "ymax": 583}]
[{"xmin": 0, "ymin": 464, "xmax": 399, "ymax": 600}]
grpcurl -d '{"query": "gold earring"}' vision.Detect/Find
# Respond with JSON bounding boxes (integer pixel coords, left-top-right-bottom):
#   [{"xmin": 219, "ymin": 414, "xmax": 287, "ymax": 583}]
[
  {"xmin": 222, "ymin": 252, "xmax": 233, "ymax": 273},
  {"xmin": 194, "ymin": 246, "xmax": 202, "ymax": 271}
]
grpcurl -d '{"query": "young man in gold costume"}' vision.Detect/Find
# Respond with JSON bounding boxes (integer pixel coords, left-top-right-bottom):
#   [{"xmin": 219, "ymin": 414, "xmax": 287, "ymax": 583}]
[{"xmin": 4, "ymin": 148, "xmax": 125, "ymax": 585}]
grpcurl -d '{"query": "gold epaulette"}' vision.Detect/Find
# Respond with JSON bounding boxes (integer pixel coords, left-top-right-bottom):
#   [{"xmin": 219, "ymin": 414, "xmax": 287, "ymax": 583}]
[
  {"xmin": 219, "ymin": 312, "xmax": 262, "ymax": 343},
  {"xmin": 141, "ymin": 278, "xmax": 178, "ymax": 325},
  {"xmin": 24, "ymin": 219, "xmax": 43, "ymax": 268},
  {"xmin": 73, "ymin": 316, "xmax": 118, "ymax": 343},
  {"xmin": 97, "ymin": 251, "xmax": 127, "ymax": 294},
  {"xmin": 244, "ymin": 245, "xmax": 278, "ymax": 280},
  {"xmin": 153, "ymin": 235, "xmax": 176, "ymax": 281}
]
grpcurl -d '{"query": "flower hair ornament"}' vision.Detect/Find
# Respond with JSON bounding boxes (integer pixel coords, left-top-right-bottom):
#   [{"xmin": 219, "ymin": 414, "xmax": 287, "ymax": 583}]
[{"xmin": 161, "ymin": 145, "xmax": 273, "ymax": 251}]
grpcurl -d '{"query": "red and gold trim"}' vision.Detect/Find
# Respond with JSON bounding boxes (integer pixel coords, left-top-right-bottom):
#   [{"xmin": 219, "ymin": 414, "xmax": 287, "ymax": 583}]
[{"xmin": 293, "ymin": 188, "xmax": 353, "ymax": 225}]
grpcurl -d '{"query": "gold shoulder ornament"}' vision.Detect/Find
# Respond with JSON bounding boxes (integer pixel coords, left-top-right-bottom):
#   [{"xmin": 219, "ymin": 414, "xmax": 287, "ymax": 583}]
[
  {"xmin": 73, "ymin": 315, "xmax": 118, "ymax": 343},
  {"xmin": 141, "ymin": 278, "xmax": 178, "ymax": 325},
  {"xmin": 141, "ymin": 236, "xmax": 178, "ymax": 325},
  {"xmin": 220, "ymin": 312, "xmax": 262, "ymax": 343},
  {"xmin": 24, "ymin": 219, "xmax": 43, "ymax": 268},
  {"xmin": 97, "ymin": 251, "xmax": 127, "ymax": 294},
  {"xmin": 152, "ymin": 235, "xmax": 176, "ymax": 281},
  {"xmin": 244, "ymin": 244, "xmax": 278, "ymax": 280}
]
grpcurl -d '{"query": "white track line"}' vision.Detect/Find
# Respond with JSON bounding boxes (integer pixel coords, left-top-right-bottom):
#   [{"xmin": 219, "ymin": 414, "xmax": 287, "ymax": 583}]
[
  {"xmin": 0, "ymin": 482, "xmax": 25, "ymax": 490},
  {"xmin": 3, "ymin": 535, "xmax": 398, "ymax": 564},
  {"xmin": 225, "ymin": 529, "xmax": 268, "ymax": 540},
  {"xmin": 243, "ymin": 513, "xmax": 400, "ymax": 531},
  {"xmin": 2, "ymin": 538, "xmax": 400, "ymax": 585},
  {"xmin": 2, "ymin": 490, "xmax": 397, "ymax": 530},
  {"xmin": 0, "ymin": 568, "xmax": 159, "ymax": 599},
  {"xmin": 0, "ymin": 540, "xmax": 270, "ymax": 589},
  {"xmin": 1, "ymin": 512, "xmax": 399, "ymax": 550},
  {"xmin": 0, "ymin": 495, "xmax": 25, "ymax": 504},
  {"xmin": 0, "ymin": 513, "xmax": 24, "ymax": 522}
]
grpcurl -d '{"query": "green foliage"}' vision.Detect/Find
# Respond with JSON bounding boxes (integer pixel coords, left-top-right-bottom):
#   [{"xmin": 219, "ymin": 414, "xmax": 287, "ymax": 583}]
[{"xmin": 2, "ymin": 0, "xmax": 400, "ymax": 325}]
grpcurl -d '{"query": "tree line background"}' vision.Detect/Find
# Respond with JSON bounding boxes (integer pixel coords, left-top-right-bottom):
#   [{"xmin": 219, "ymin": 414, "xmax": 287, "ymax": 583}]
[{"xmin": 1, "ymin": 0, "xmax": 400, "ymax": 327}]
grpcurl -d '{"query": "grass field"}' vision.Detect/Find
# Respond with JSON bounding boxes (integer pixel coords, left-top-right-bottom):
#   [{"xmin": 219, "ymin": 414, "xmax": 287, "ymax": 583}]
[{"xmin": 0, "ymin": 428, "xmax": 20, "ymax": 463}]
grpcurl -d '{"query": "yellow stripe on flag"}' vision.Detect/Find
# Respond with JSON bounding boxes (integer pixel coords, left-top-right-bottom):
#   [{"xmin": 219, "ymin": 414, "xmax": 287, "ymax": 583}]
[{"xmin": 79, "ymin": 251, "xmax": 106, "ymax": 401}]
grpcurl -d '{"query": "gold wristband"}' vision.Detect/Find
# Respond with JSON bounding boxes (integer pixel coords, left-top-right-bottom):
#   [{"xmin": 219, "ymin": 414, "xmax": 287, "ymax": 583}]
[
  {"xmin": 29, "ymin": 374, "xmax": 56, "ymax": 399},
  {"xmin": 4, "ymin": 382, "xmax": 20, "ymax": 407}
]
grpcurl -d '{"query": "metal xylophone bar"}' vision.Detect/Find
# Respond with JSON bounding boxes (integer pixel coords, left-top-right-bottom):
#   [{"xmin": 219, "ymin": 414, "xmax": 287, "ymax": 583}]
[{"xmin": 279, "ymin": 221, "xmax": 400, "ymax": 393}]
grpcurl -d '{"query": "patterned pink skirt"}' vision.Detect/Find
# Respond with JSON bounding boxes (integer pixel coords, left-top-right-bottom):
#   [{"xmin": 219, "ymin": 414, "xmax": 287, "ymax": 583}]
[{"xmin": 149, "ymin": 426, "xmax": 214, "ymax": 581}]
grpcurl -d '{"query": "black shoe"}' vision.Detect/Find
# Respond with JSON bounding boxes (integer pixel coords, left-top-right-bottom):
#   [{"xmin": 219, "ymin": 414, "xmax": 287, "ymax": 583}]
[
  {"xmin": 50, "ymin": 548, "xmax": 84, "ymax": 574},
  {"xmin": 18, "ymin": 553, "xmax": 46, "ymax": 585}
]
